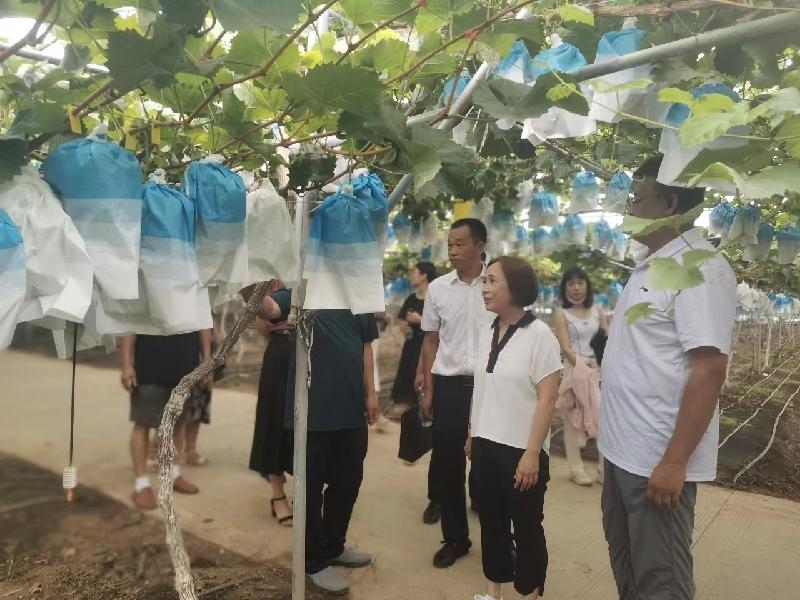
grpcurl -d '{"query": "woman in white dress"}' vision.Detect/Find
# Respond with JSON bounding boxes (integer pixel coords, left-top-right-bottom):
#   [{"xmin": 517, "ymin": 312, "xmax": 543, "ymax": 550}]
[{"xmin": 552, "ymin": 267, "xmax": 608, "ymax": 486}]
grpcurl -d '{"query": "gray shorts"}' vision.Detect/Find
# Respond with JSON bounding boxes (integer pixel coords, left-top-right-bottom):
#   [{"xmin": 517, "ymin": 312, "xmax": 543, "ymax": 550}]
[{"xmin": 130, "ymin": 384, "xmax": 181, "ymax": 428}]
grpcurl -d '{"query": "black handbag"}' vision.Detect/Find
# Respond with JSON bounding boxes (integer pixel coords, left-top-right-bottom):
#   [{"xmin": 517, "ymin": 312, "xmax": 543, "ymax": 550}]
[
  {"xmin": 398, "ymin": 405, "xmax": 433, "ymax": 463},
  {"xmin": 590, "ymin": 328, "xmax": 608, "ymax": 366}
]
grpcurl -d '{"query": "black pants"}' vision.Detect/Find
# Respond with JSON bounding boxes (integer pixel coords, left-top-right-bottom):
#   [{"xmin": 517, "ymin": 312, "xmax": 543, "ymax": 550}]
[
  {"xmin": 473, "ymin": 437, "xmax": 550, "ymax": 596},
  {"xmin": 305, "ymin": 427, "xmax": 368, "ymax": 574},
  {"xmin": 429, "ymin": 375, "xmax": 474, "ymax": 544}
]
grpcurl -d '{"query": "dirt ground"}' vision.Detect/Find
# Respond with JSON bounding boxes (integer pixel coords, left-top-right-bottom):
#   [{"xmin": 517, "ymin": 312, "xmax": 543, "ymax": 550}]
[{"xmin": 0, "ymin": 454, "xmax": 312, "ymax": 600}]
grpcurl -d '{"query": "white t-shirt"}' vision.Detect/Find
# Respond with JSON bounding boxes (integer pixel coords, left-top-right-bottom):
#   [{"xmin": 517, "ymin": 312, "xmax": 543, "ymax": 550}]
[
  {"xmin": 471, "ymin": 314, "xmax": 563, "ymax": 451},
  {"xmin": 598, "ymin": 228, "xmax": 737, "ymax": 481},
  {"xmin": 421, "ymin": 269, "xmax": 493, "ymax": 376}
]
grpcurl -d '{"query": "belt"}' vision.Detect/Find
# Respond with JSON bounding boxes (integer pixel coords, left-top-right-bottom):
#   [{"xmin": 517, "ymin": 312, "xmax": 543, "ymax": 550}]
[{"xmin": 437, "ymin": 374, "xmax": 474, "ymax": 385}]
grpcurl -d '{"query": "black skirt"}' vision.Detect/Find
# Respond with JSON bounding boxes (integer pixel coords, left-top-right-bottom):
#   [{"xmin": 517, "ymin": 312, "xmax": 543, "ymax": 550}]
[
  {"xmin": 391, "ymin": 331, "xmax": 424, "ymax": 402},
  {"xmin": 249, "ymin": 333, "xmax": 294, "ymax": 477}
]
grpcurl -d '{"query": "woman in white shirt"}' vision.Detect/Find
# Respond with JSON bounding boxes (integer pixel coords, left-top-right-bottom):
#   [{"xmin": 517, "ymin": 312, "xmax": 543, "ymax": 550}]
[
  {"xmin": 552, "ymin": 267, "xmax": 608, "ymax": 486},
  {"xmin": 468, "ymin": 257, "xmax": 562, "ymax": 600}
]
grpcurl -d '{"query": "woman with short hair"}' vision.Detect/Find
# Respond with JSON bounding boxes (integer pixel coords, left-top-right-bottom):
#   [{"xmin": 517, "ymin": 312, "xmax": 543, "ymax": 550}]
[{"xmin": 468, "ymin": 256, "xmax": 562, "ymax": 600}]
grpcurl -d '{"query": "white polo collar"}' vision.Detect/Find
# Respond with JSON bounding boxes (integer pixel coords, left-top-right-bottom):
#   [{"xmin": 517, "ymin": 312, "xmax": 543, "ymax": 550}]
[{"xmin": 635, "ymin": 227, "xmax": 706, "ymax": 269}]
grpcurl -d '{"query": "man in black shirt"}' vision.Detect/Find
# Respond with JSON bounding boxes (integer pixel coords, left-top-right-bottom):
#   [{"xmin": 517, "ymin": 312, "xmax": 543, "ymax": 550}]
[
  {"xmin": 120, "ymin": 331, "xmax": 210, "ymax": 510},
  {"xmin": 285, "ymin": 309, "xmax": 379, "ymax": 595}
]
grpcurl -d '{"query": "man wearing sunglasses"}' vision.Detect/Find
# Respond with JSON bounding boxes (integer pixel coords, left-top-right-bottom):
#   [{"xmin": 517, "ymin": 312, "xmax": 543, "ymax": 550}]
[{"xmin": 598, "ymin": 155, "xmax": 737, "ymax": 600}]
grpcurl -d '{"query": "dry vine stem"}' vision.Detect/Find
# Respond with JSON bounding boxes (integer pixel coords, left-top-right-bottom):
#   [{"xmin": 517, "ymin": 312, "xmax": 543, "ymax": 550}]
[{"xmin": 157, "ymin": 280, "xmax": 271, "ymax": 600}]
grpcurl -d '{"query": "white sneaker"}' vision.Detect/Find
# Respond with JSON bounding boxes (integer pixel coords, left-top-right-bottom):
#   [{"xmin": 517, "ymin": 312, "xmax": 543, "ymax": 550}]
[
  {"xmin": 472, "ymin": 595, "xmax": 500, "ymax": 600},
  {"xmin": 307, "ymin": 566, "xmax": 349, "ymax": 595},
  {"xmin": 570, "ymin": 470, "xmax": 594, "ymax": 486},
  {"xmin": 331, "ymin": 547, "xmax": 372, "ymax": 568}
]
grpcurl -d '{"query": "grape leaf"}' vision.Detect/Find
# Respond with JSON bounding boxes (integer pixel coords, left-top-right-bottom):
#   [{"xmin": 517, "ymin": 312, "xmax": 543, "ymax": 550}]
[
  {"xmin": 556, "ymin": 5, "xmax": 594, "ymax": 27},
  {"xmin": 338, "ymin": 0, "xmax": 416, "ymax": 25},
  {"xmin": 281, "ymin": 64, "xmax": 384, "ymax": 117},
  {"xmin": 777, "ymin": 117, "xmax": 800, "ymax": 159},
  {"xmin": 8, "ymin": 102, "xmax": 66, "ymax": 137},
  {"xmin": 649, "ymin": 257, "xmax": 706, "ymax": 292},
  {"xmin": 621, "ymin": 203, "xmax": 705, "ymax": 237},
  {"xmin": 658, "ymin": 87, "xmax": 693, "ymax": 106},
  {"xmin": 625, "ymin": 302, "xmax": 655, "ymax": 325},
  {"xmin": 207, "ymin": 0, "xmax": 305, "ymax": 31}
]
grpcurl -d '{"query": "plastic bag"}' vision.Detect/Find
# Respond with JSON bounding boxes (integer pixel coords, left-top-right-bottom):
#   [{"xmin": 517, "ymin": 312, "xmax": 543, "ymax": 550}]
[
  {"xmin": 708, "ymin": 201, "xmax": 737, "ymax": 242},
  {"xmin": 421, "ymin": 214, "xmax": 439, "ymax": 245},
  {"xmin": 531, "ymin": 227, "xmax": 555, "ymax": 256},
  {"xmin": 183, "ymin": 157, "xmax": 248, "ymax": 305},
  {"xmin": 607, "ymin": 281, "xmax": 624, "ymax": 310},
  {"xmin": 776, "ymin": 226, "xmax": 800, "ymax": 265},
  {"xmin": 352, "ymin": 172, "xmax": 389, "ymax": 252},
  {"xmin": 44, "ymin": 129, "xmax": 143, "ymax": 301},
  {"xmin": 530, "ymin": 190, "xmax": 559, "ymax": 227},
  {"xmin": 569, "ymin": 172, "xmax": 600, "ymax": 213},
  {"xmin": 303, "ymin": 191, "xmax": 385, "ymax": 313},
  {"xmin": 392, "ymin": 213, "xmax": 412, "ymax": 244},
  {"xmin": 495, "ymin": 39, "xmax": 536, "ymax": 83},
  {"xmin": 604, "ymin": 172, "xmax": 632, "ymax": 214},
  {"xmin": 246, "ymin": 179, "xmax": 300, "ymax": 284},
  {"xmin": 0, "ymin": 210, "xmax": 26, "ymax": 348},
  {"xmin": 492, "ymin": 211, "xmax": 517, "ymax": 244},
  {"xmin": 610, "ymin": 231, "xmax": 628, "ymax": 261},
  {"xmin": 591, "ymin": 219, "xmax": 614, "ymax": 253}
]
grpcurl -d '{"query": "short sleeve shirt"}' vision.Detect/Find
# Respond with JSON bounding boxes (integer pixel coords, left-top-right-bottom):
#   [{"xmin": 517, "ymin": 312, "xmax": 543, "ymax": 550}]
[
  {"xmin": 598, "ymin": 228, "xmax": 737, "ymax": 481},
  {"xmin": 271, "ymin": 288, "xmax": 292, "ymax": 323},
  {"xmin": 421, "ymin": 270, "xmax": 493, "ymax": 376},
  {"xmin": 134, "ymin": 332, "xmax": 200, "ymax": 387},
  {"xmin": 285, "ymin": 310, "xmax": 379, "ymax": 431},
  {"xmin": 471, "ymin": 315, "xmax": 563, "ymax": 451}
]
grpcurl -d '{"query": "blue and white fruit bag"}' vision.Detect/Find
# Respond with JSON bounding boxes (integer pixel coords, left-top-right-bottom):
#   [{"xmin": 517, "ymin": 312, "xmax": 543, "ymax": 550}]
[
  {"xmin": 530, "ymin": 190, "xmax": 559, "ymax": 227},
  {"xmin": 0, "ymin": 166, "xmax": 93, "ymax": 327},
  {"xmin": 742, "ymin": 222, "xmax": 774, "ymax": 262},
  {"xmin": 352, "ymin": 172, "xmax": 389, "ymax": 254},
  {"xmin": 0, "ymin": 210, "xmax": 26, "ymax": 348},
  {"xmin": 303, "ymin": 191, "xmax": 385, "ymax": 313},
  {"xmin": 604, "ymin": 171, "xmax": 632, "ymax": 214},
  {"xmin": 569, "ymin": 172, "xmax": 600, "ymax": 213},
  {"xmin": 183, "ymin": 155, "xmax": 248, "ymax": 305},
  {"xmin": 44, "ymin": 124, "xmax": 143, "ymax": 300}
]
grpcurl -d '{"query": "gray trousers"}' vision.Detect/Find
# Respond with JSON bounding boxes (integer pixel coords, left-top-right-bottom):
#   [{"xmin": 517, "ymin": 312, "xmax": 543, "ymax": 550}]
[{"xmin": 601, "ymin": 461, "xmax": 697, "ymax": 600}]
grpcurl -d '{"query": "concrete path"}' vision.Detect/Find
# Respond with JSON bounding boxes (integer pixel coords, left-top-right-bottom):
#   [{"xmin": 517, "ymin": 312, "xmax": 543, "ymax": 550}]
[{"xmin": 2, "ymin": 349, "xmax": 799, "ymax": 599}]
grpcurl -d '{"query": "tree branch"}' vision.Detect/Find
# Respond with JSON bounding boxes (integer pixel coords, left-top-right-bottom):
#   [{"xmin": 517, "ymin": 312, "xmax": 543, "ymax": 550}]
[
  {"xmin": 0, "ymin": 0, "xmax": 57, "ymax": 64},
  {"xmin": 183, "ymin": 1, "xmax": 338, "ymax": 127},
  {"xmin": 157, "ymin": 281, "xmax": 272, "ymax": 600}
]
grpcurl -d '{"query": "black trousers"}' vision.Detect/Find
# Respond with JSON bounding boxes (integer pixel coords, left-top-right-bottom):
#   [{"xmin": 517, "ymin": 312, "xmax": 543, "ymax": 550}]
[
  {"xmin": 473, "ymin": 437, "xmax": 550, "ymax": 596},
  {"xmin": 305, "ymin": 427, "xmax": 368, "ymax": 574},
  {"xmin": 429, "ymin": 375, "xmax": 474, "ymax": 544}
]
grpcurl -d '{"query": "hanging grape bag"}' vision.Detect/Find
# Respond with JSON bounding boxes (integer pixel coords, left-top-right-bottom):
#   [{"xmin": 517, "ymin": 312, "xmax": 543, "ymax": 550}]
[
  {"xmin": 0, "ymin": 210, "xmax": 26, "ymax": 348},
  {"xmin": 303, "ymin": 191, "xmax": 385, "ymax": 313},
  {"xmin": 352, "ymin": 172, "xmax": 389, "ymax": 252},
  {"xmin": 246, "ymin": 179, "xmax": 300, "ymax": 285},
  {"xmin": 183, "ymin": 156, "xmax": 248, "ymax": 306},
  {"xmin": 44, "ymin": 127, "xmax": 143, "ymax": 301},
  {"xmin": 605, "ymin": 172, "xmax": 632, "ymax": 214},
  {"xmin": 569, "ymin": 172, "xmax": 600, "ymax": 213}
]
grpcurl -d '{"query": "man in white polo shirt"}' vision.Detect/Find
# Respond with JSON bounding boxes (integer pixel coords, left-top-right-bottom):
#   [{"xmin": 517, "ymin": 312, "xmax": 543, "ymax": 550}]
[
  {"xmin": 598, "ymin": 155, "xmax": 737, "ymax": 600},
  {"xmin": 421, "ymin": 218, "xmax": 493, "ymax": 568}
]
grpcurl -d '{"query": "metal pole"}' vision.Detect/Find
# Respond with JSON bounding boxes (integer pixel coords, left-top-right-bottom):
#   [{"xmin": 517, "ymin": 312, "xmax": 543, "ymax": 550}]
[
  {"xmin": 568, "ymin": 12, "xmax": 800, "ymax": 83},
  {"xmin": 388, "ymin": 61, "xmax": 495, "ymax": 209},
  {"xmin": 290, "ymin": 191, "xmax": 313, "ymax": 600}
]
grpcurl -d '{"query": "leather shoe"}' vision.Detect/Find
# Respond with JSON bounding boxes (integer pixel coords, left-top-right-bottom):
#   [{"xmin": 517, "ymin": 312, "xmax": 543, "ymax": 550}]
[
  {"xmin": 172, "ymin": 475, "xmax": 199, "ymax": 494},
  {"xmin": 422, "ymin": 501, "xmax": 441, "ymax": 525},
  {"xmin": 433, "ymin": 540, "xmax": 471, "ymax": 568},
  {"xmin": 132, "ymin": 487, "xmax": 157, "ymax": 510}
]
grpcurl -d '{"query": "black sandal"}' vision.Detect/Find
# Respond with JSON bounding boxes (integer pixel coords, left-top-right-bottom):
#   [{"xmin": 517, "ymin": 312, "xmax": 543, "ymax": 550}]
[{"xmin": 270, "ymin": 496, "xmax": 293, "ymax": 527}]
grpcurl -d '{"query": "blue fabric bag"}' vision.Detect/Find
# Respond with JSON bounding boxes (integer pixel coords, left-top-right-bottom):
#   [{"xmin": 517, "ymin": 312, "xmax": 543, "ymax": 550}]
[{"xmin": 0, "ymin": 209, "xmax": 26, "ymax": 348}]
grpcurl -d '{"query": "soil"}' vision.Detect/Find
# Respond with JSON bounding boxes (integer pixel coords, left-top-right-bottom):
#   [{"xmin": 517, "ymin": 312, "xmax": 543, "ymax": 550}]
[{"xmin": 0, "ymin": 454, "xmax": 316, "ymax": 600}]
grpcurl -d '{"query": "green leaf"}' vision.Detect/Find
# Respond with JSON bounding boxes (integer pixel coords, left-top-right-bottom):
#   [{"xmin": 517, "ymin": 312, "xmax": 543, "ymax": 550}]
[
  {"xmin": 282, "ymin": 64, "xmax": 384, "ymax": 117},
  {"xmin": 339, "ymin": 0, "xmax": 415, "ymax": 26},
  {"xmin": 658, "ymin": 87, "xmax": 693, "ymax": 106},
  {"xmin": 681, "ymin": 248, "xmax": 717, "ymax": 269},
  {"xmin": 473, "ymin": 78, "xmax": 538, "ymax": 122},
  {"xmin": 649, "ymin": 257, "xmax": 705, "ymax": 292},
  {"xmin": 684, "ymin": 162, "xmax": 745, "ymax": 190},
  {"xmin": 106, "ymin": 23, "xmax": 197, "ymax": 92},
  {"xmin": 621, "ymin": 203, "xmax": 705, "ymax": 237},
  {"xmin": 225, "ymin": 29, "xmax": 299, "ymax": 76},
  {"xmin": 60, "ymin": 44, "xmax": 91, "ymax": 73},
  {"xmin": 207, "ymin": 0, "xmax": 305, "ymax": 31},
  {"xmin": 691, "ymin": 93, "xmax": 736, "ymax": 115},
  {"xmin": 159, "ymin": 0, "xmax": 208, "ymax": 29},
  {"xmin": 778, "ymin": 117, "xmax": 800, "ymax": 159},
  {"xmin": 750, "ymin": 87, "xmax": 800, "ymax": 127},
  {"xmin": 625, "ymin": 302, "xmax": 655, "ymax": 325},
  {"xmin": 8, "ymin": 102, "xmax": 66, "ymax": 137},
  {"xmin": 653, "ymin": 59, "xmax": 709, "ymax": 85},
  {"xmin": 424, "ymin": 0, "xmax": 474, "ymax": 17},
  {"xmin": 587, "ymin": 78, "xmax": 652, "ymax": 93},
  {"xmin": 743, "ymin": 164, "xmax": 800, "ymax": 198},
  {"xmin": 679, "ymin": 102, "xmax": 751, "ymax": 148},
  {"xmin": 0, "ymin": 136, "xmax": 29, "ymax": 183},
  {"xmin": 532, "ymin": 72, "xmax": 589, "ymax": 116},
  {"xmin": 556, "ymin": 5, "xmax": 594, "ymax": 28}
]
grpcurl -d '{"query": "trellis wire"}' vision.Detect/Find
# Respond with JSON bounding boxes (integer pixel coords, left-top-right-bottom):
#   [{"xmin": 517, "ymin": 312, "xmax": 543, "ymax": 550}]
[
  {"xmin": 719, "ymin": 347, "xmax": 800, "ymax": 416},
  {"xmin": 732, "ymin": 386, "xmax": 799, "ymax": 484},
  {"xmin": 718, "ymin": 361, "xmax": 800, "ymax": 449}
]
